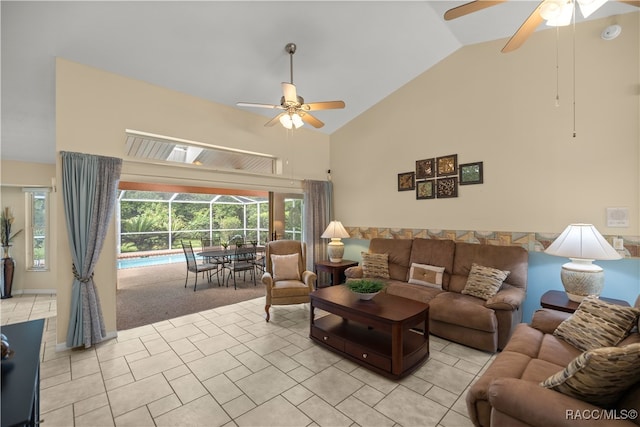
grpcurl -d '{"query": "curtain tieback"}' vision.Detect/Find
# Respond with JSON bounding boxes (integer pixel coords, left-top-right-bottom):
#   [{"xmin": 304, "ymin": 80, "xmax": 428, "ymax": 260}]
[{"xmin": 72, "ymin": 264, "xmax": 93, "ymax": 283}]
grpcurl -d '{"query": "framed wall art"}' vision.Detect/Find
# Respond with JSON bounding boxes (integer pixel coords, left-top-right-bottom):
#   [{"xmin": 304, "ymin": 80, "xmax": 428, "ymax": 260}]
[
  {"xmin": 415, "ymin": 158, "xmax": 435, "ymax": 180},
  {"xmin": 436, "ymin": 154, "xmax": 458, "ymax": 177},
  {"xmin": 459, "ymin": 161, "xmax": 484, "ymax": 185},
  {"xmin": 397, "ymin": 172, "xmax": 415, "ymax": 191},
  {"xmin": 416, "ymin": 180, "xmax": 435, "ymax": 200},
  {"xmin": 436, "ymin": 177, "xmax": 458, "ymax": 198}
]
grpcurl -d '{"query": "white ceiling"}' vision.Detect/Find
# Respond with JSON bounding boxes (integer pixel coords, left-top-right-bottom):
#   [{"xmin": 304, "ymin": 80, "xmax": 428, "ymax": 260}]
[{"xmin": 2, "ymin": 1, "xmax": 637, "ymax": 164}]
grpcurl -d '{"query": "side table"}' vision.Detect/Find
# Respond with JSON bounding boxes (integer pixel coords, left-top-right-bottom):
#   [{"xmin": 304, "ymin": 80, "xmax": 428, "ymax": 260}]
[
  {"xmin": 540, "ymin": 290, "xmax": 630, "ymax": 314},
  {"xmin": 314, "ymin": 259, "xmax": 358, "ymax": 289}
]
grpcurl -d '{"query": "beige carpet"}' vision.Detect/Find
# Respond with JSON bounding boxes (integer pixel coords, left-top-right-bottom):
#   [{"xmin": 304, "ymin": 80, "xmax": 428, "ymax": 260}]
[{"xmin": 117, "ymin": 262, "xmax": 265, "ymax": 330}]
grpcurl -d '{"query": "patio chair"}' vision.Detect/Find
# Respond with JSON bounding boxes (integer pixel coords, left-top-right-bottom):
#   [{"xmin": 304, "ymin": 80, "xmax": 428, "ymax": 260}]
[
  {"xmin": 261, "ymin": 240, "xmax": 317, "ymax": 322},
  {"xmin": 181, "ymin": 241, "xmax": 219, "ymax": 291},
  {"xmin": 201, "ymin": 237, "xmax": 225, "ymax": 281},
  {"xmin": 224, "ymin": 245, "xmax": 257, "ymax": 289}
]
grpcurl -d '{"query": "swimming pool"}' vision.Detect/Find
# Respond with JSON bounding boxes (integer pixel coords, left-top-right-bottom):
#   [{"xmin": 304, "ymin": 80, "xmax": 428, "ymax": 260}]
[{"xmin": 118, "ymin": 254, "xmax": 184, "ymax": 269}]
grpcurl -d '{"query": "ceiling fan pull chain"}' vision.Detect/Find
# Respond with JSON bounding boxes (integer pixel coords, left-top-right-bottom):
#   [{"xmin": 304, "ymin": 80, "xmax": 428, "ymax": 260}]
[{"xmin": 555, "ymin": 26, "xmax": 560, "ymax": 107}]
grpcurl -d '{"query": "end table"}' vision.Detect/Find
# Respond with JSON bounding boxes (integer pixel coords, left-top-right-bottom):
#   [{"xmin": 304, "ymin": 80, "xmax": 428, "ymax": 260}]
[
  {"xmin": 540, "ymin": 290, "xmax": 630, "ymax": 313},
  {"xmin": 314, "ymin": 259, "xmax": 358, "ymax": 289}
]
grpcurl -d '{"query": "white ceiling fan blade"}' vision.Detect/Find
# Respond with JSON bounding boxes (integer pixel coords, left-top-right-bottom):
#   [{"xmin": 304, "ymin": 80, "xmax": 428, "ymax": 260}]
[
  {"xmin": 237, "ymin": 102, "xmax": 282, "ymax": 109},
  {"xmin": 300, "ymin": 112, "xmax": 324, "ymax": 128},
  {"xmin": 302, "ymin": 101, "xmax": 346, "ymax": 111},
  {"xmin": 264, "ymin": 113, "xmax": 286, "ymax": 127},
  {"xmin": 282, "ymin": 82, "xmax": 298, "ymax": 104}
]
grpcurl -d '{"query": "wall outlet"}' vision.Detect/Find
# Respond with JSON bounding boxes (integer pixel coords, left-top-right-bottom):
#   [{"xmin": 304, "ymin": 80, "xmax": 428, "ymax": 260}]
[{"xmin": 613, "ymin": 237, "xmax": 624, "ymax": 250}]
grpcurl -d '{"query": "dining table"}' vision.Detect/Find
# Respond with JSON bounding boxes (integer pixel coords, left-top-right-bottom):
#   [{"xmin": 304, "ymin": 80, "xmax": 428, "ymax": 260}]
[{"xmin": 197, "ymin": 246, "xmax": 265, "ymax": 285}]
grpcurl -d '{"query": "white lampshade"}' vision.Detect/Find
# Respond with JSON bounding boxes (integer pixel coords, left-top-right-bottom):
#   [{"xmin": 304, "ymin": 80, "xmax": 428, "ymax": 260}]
[
  {"xmin": 545, "ymin": 224, "xmax": 621, "ymax": 302},
  {"xmin": 321, "ymin": 221, "xmax": 350, "ymax": 263},
  {"xmin": 577, "ymin": 0, "xmax": 607, "ymax": 18},
  {"xmin": 279, "ymin": 113, "xmax": 304, "ymax": 130},
  {"xmin": 545, "ymin": 224, "xmax": 621, "ymax": 261},
  {"xmin": 542, "ymin": 0, "xmax": 574, "ymax": 27}
]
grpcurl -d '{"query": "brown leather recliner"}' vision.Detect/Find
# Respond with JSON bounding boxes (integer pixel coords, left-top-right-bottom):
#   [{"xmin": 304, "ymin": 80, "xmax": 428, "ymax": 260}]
[{"xmin": 261, "ymin": 240, "xmax": 317, "ymax": 322}]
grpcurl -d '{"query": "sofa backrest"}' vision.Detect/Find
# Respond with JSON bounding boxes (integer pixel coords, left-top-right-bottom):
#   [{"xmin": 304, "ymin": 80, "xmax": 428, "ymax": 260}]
[
  {"xmin": 408, "ymin": 238, "xmax": 456, "ymax": 288},
  {"xmin": 369, "ymin": 238, "xmax": 413, "ymax": 281},
  {"xmin": 450, "ymin": 242, "xmax": 528, "ymax": 294}
]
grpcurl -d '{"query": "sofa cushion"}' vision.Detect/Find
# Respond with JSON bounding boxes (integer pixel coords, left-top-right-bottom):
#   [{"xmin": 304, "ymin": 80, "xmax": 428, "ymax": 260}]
[
  {"xmin": 553, "ymin": 296, "xmax": 640, "ymax": 351},
  {"xmin": 271, "ymin": 253, "xmax": 301, "ymax": 282},
  {"xmin": 408, "ymin": 238, "xmax": 455, "ymax": 288},
  {"xmin": 361, "ymin": 252, "xmax": 390, "ymax": 279},
  {"xmin": 430, "ymin": 292, "xmax": 497, "ymax": 332},
  {"xmin": 369, "ymin": 238, "xmax": 413, "ymax": 281},
  {"xmin": 461, "ymin": 263, "xmax": 510, "ymax": 300},
  {"xmin": 385, "ymin": 281, "xmax": 443, "ymax": 303},
  {"xmin": 408, "ymin": 263, "xmax": 445, "ymax": 288},
  {"xmin": 541, "ymin": 343, "xmax": 640, "ymax": 407}
]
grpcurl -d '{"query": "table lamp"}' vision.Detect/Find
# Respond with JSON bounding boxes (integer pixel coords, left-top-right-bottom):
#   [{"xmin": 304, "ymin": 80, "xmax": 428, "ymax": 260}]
[
  {"xmin": 321, "ymin": 220, "xmax": 350, "ymax": 263},
  {"xmin": 544, "ymin": 223, "xmax": 622, "ymax": 302}
]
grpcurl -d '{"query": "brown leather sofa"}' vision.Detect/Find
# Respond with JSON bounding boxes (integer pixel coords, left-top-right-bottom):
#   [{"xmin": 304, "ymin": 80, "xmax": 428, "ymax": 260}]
[
  {"xmin": 467, "ymin": 308, "xmax": 640, "ymax": 427},
  {"xmin": 345, "ymin": 238, "xmax": 528, "ymax": 353}
]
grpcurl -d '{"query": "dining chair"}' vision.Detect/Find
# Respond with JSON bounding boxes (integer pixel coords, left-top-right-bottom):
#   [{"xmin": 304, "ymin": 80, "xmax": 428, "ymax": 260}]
[
  {"xmin": 201, "ymin": 237, "xmax": 225, "ymax": 282},
  {"xmin": 181, "ymin": 240, "xmax": 219, "ymax": 291},
  {"xmin": 261, "ymin": 240, "xmax": 317, "ymax": 322},
  {"xmin": 224, "ymin": 245, "xmax": 257, "ymax": 289}
]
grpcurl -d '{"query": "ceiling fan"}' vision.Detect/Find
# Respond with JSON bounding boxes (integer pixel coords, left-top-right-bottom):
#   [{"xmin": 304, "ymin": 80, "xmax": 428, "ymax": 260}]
[
  {"xmin": 237, "ymin": 43, "xmax": 346, "ymax": 130},
  {"xmin": 444, "ymin": 0, "xmax": 640, "ymax": 53}
]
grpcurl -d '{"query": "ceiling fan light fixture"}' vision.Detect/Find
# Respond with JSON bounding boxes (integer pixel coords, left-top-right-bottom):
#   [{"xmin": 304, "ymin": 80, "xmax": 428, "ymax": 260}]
[
  {"xmin": 279, "ymin": 113, "xmax": 304, "ymax": 130},
  {"xmin": 542, "ymin": 0, "xmax": 574, "ymax": 26},
  {"xmin": 577, "ymin": 0, "xmax": 607, "ymax": 18}
]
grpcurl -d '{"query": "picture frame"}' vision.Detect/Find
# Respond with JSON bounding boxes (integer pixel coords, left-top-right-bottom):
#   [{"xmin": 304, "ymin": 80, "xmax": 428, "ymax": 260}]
[
  {"xmin": 436, "ymin": 177, "xmax": 458, "ymax": 198},
  {"xmin": 415, "ymin": 158, "xmax": 435, "ymax": 180},
  {"xmin": 436, "ymin": 154, "xmax": 458, "ymax": 177},
  {"xmin": 459, "ymin": 161, "xmax": 484, "ymax": 185},
  {"xmin": 397, "ymin": 172, "xmax": 415, "ymax": 191},
  {"xmin": 416, "ymin": 180, "xmax": 435, "ymax": 200}
]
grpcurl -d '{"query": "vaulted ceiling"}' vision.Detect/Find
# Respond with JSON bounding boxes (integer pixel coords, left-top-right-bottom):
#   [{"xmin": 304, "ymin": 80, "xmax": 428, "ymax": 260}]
[{"xmin": 2, "ymin": 1, "xmax": 637, "ymax": 164}]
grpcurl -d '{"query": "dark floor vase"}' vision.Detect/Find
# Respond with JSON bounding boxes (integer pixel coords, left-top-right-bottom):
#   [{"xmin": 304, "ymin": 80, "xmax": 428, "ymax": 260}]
[{"xmin": 2, "ymin": 252, "xmax": 14, "ymax": 299}]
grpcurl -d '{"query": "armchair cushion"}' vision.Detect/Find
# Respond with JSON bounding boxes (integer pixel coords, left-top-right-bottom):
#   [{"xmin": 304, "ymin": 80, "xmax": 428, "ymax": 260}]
[
  {"xmin": 271, "ymin": 253, "xmax": 301, "ymax": 282},
  {"xmin": 461, "ymin": 263, "xmax": 510, "ymax": 300},
  {"xmin": 361, "ymin": 252, "xmax": 390, "ymax": 279},
  {"xmin": 553, "ymin": 296, "xmax": 640, "ymax": 351},
  {"xmin": 541, "ymin": 343, "xmax": 640, "ymax": 407}
]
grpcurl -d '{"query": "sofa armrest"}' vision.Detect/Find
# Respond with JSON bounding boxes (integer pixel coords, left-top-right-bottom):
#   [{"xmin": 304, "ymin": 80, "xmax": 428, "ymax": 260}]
[
  {"xmin": 488, "ymin": 378, "xmax": 637, "ymax": 427},
  {"xmin": 345, "ymin": 266, "xmax": 363, "ymax": 279},
  {"xmin": 530, "ymin": 308, "xmax": 571, "ymax": 334},
  {"xmin": 485, "ymin": 286, "xmax": 525, "ymax": 310},
  {"xmin": 301, "ymin": 270, "xmax": 317, "ymax": 290}
]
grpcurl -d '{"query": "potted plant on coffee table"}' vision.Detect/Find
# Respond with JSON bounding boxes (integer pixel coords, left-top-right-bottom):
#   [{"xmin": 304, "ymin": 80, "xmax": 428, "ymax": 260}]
[{"xmin": 346, "ymin": 279, "xmax": 386, "ymax": 300}]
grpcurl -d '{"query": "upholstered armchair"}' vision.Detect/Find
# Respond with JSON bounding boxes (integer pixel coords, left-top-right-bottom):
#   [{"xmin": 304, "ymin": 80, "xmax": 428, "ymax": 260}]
[{"xmin": 261, "ymin": 240, "xmax": 317, "ymax": 322}]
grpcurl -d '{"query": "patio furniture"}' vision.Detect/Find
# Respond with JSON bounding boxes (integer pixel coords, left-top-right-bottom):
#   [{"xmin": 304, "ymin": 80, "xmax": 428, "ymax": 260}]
[
  {"xmin": 201, "ymin": 237, "xmax": 225, "ymax": 282},
  {"xmin": 181, "ymin": 241, "xmax": 219, "ymax": 291},
  {"xmin": 225, "ymin": 246, "xmax": 257, "ymax": 289},
  {"xmin": 261, "ymin": 240, "xmax": 317, "ymax": 322}
]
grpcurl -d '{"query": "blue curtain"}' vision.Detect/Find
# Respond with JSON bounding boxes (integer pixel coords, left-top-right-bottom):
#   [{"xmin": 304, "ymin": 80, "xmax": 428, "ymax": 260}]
[
  {"xmin": 61, "ymin": 151, "xmax": 122, "ymax": 348},
  {"xmin": 302, "ymin": 180, "xmax": 332, "ymax": 271}
]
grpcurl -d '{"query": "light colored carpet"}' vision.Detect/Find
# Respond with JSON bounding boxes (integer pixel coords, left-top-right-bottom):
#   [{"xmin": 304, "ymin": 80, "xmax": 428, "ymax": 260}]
[{"xmin": 117, "ymin": 262, "xmax": 265, "ymax": 330}]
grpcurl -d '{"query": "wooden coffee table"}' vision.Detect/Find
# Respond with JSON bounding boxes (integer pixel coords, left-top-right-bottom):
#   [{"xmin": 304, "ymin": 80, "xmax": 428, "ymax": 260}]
[{"xmin": 310, "ymin": 285, "xmax": 429, "ymax": 379}]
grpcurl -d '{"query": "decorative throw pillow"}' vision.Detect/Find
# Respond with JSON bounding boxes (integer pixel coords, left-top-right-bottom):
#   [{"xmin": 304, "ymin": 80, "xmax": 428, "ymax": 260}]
[
  {"xmin": 408, "ymin": 263, "xmax": 445, "ymax": 289},
  {"xmin": 361, "ymin": 252, "xmax": 390, "ymax": 279},
  {"xmin": 271, "ymin": 253, "xmax": 300, "ymax": 282},
  {"xmin": 541, "ymin": 343, "xmax": 640, "ymax": 407},
  {"xmin": 461, "ymin": 263, "xmax": 509, "ymax": 300},
  {"xmin": 553, "ymin": 296, "xmax": 640, "ymax": 352}
]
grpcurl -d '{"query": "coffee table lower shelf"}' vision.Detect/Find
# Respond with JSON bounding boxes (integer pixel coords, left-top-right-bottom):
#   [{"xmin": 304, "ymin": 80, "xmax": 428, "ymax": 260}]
[{"xmin": 310, "ymin": 314, "xmax": 429, "ymax": 379}]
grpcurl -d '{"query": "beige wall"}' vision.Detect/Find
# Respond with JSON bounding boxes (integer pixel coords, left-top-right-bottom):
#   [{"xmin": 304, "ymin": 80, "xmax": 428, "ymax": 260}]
[
  {"xmin": 0, "ymin": 161, "xmax": 57, "ymax": 294},
  {"xmin": 331, "ymin": 13, "xmax": 640, "ymax": 237},
  {"xmin": 55, "ymin": 58, "xmax": 330, "ymax": 347}
]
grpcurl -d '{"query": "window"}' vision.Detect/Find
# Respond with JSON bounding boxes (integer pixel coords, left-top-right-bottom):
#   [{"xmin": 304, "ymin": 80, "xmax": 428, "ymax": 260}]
[
  {"xmin": 284, "ymin": 196, "xmax": 303, "ymax": 241},
  {"xmin": 24, "ymin": 189, "xmax": 49, "ymax": 270}
]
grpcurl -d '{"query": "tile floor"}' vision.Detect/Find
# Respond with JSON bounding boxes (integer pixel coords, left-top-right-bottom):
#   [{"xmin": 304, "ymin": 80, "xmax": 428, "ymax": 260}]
[{"xmin": 1, "ymin": 294, "xmax": 496, "ymax": 427}]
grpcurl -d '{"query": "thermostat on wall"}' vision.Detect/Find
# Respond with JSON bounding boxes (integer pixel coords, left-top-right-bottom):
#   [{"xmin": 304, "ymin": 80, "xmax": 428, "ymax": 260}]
[{"xmin": 607, "ymin": 207, "xmax": 629, "ymax": 227}]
